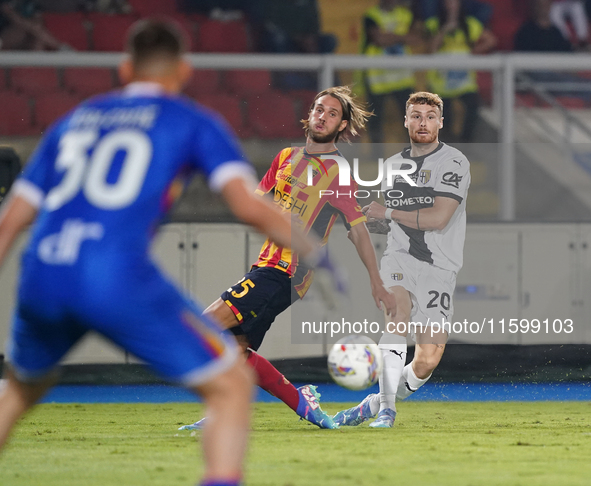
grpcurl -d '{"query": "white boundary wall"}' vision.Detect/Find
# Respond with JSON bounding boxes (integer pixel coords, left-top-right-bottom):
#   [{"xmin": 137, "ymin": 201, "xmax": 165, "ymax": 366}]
[{"xmin": 1, "ymin": 222, "xmax": 590, "ymax": 365}]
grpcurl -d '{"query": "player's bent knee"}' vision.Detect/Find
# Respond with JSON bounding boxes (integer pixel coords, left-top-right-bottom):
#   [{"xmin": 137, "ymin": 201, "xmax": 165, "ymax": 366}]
[
  {"xmin": 229, "ymin": 360, "xmax": 255, "ymax": 394},
  {"xmin": 384, "ymin": 312, "xmax": 410, "ymax": 335}
]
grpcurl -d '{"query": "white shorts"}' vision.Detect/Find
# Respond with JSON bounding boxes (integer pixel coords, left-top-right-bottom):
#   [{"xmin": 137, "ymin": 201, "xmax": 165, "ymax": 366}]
[{"xmin": 379, "ymin": 249, "xmax": 457, "ymax": 336}]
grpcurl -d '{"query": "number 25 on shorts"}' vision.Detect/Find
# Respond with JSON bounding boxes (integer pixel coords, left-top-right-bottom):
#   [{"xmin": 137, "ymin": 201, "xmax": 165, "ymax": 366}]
[{"xmin": 231, "ymin": 279, "xmax": 255, "ymax": 298}]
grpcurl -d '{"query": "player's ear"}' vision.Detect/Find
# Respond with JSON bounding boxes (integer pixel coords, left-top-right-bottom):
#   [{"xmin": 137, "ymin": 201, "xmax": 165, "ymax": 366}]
[
  {"xmin": 339, "ymin": 119, "xmax": 347, "ymax": 132},
  {"xmin": 118, "ymin": 58, "xmax": 134, "ymax": 85},
  {"xmin": 439, "ymin": 116, "xmax": 444, "ymax": 129},
  {"xmin": 404, "ymin": 116, "xmax": 408, "ymax": 128}
]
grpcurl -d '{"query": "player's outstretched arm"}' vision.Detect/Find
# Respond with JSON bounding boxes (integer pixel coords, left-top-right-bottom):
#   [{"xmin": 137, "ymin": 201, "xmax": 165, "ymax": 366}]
[
  {"xmin": 348, "ymin": 222, "xmax": 397, "ymax": 317},
  {"xmin": 221, "ymin": 177, "xmax": 316, "ymax": 258},
  {"xmin": 362, "ymin": 197, "xmax": 459, "ymax": 231},
  {"xmin": 0, "ymin": 194, "xmax": 38, "ymax": 268}
]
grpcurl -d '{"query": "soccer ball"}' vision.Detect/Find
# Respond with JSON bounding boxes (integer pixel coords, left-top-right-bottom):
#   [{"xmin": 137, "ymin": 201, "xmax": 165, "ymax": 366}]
[{"xmin": 327, "ymin": 335, "xmax": 383, "ymax": 391}]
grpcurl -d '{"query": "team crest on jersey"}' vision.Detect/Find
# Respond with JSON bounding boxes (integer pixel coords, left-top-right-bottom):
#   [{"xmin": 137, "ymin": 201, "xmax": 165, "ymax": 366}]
[
  {"xmin": 391, "ymin": 273, "xmax": 403, "ymax": 281},
  {"xmin": 419, "ymin": 170, "xmax": 431, "ymax": 184}
]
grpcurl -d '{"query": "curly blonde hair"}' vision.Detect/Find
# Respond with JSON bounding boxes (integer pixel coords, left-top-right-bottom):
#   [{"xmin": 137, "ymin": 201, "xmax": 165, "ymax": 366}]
[{"xmin": 302, "ymin": 86, "xmax": 373, "ymax": 143}]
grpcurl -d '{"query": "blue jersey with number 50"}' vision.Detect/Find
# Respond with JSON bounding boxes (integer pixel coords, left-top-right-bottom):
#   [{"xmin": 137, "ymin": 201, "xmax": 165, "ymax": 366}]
[{"xmin": 15, "ymin": 82, "xmax": 252, "ymax": 271}]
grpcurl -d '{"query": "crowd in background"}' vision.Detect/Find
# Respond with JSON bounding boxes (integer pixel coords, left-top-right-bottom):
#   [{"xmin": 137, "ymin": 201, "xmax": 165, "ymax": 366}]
[
  {"xmin": 2, "ymin": 1, "xmax": 589, "ymax": 54},
  {"xmin": 0, "ymin": 0, "xmax": 590, "ymax": 143}
]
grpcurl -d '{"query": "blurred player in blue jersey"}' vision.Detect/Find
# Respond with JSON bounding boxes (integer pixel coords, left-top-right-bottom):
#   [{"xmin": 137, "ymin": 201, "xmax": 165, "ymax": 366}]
[{"xmin": 0, "ymin": 19, "xmax": 317, "ymax": 486}]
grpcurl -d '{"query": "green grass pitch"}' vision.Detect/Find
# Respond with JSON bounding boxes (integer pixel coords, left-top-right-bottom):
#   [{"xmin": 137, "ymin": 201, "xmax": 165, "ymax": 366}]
[{"xmin": 1, "ymin": 401, "xmax": 590, "ymax": 486}]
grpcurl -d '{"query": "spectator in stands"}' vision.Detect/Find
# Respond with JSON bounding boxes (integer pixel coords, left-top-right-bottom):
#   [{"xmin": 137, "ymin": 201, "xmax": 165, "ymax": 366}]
[
  {"xmin": 252, "ymin": 0, "xmax": 336, "ymax": 55},
  {"xmin": 550, "ymin": 0, "xmax": 589, "ymax": 49},
  {"xmin": 514, "ymin": 0, "xmax": 580, "ymax": 103},
  {"xmin": 514, "ymin": 0, "xmax": 573, "ymax": 52},
  {"xmin": 251, "ymin": 0, "xmax": 337, "ymax": 89},
  {"xmin": 417, "ymin": 0, "xmax": 492, "ymax": 26},
  {"xmin": 0, "ymin": 0, "xmax": 68, "ymax": 50},
  {"xmin": 359, "ymin": 0, "xmax": 423, "ymax": 145},
  {"xmin": 425, "ymin": 0, "xmax": 496, "ymax": 143}
]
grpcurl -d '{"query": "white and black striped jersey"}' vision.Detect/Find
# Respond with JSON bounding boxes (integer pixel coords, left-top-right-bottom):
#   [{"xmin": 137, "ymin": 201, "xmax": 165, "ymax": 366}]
[{"xmin": 381, "ymin": 142, "xmax": 470, "ymax": 273}]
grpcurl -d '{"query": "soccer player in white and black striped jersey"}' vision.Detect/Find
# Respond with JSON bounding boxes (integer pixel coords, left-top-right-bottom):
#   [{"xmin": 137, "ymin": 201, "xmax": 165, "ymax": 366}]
[{"xmin": 333, "ymin": 91, "xmax": 470, "ymax": 428}]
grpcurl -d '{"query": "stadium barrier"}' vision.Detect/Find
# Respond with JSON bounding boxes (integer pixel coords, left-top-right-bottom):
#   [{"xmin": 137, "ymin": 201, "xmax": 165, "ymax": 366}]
[
  {"xmin": 1, "ymin": 222, "xmax": 591, "ymax": 365},
  {"xmin": 2, "ymin": 51, "xmax": 591, "ymax": 221}
]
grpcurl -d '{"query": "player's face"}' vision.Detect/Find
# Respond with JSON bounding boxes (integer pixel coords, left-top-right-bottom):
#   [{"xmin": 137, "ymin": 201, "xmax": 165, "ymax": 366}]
[
  {"xmin": 404, "ymin": 103, "xmax": 443, "ymax": 144},
  {"xmin": 308, "ymin": 95, "xmax": 347, "ymax": 144}
]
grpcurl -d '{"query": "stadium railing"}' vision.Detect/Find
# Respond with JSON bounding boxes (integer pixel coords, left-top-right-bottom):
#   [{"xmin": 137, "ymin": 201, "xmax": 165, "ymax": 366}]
[{"xmin": 2, "ymin": 52, "xmax": 591, "ymax": 221}]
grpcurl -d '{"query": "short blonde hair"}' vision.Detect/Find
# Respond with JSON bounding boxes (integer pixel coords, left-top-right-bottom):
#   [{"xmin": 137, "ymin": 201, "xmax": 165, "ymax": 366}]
[
  {"xmin": 302, "ymin": 86, "xmax": 373, "ymax": 143},
  {"xmin": 406, "ymin": 91, "xmax": 444, "ymax": 117}
]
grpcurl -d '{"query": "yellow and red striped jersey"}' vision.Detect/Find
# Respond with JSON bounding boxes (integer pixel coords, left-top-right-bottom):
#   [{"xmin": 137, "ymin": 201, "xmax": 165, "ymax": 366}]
[{"xmin": 253, "ymin": 146, "xmax": 366, "ymax": 298}]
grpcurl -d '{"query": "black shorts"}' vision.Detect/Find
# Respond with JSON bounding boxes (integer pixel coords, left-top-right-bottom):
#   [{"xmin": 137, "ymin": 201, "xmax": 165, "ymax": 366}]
[{"xmin": 221, "ymin": 266, "xmax": 299, "ymax": 351}]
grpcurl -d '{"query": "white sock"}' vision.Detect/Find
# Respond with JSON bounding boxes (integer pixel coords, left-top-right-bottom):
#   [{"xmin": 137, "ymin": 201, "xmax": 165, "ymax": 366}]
[
  {"xmin": 378, "ymin": 333, "xmax": 407, "ymax": 412},
  {"xmin": 396, "ymin": 363, "xmax": 431, "ymax": 400},
  {"xmin": 367, "ymin": 394, "xmax": 380, "ymax": 416}
]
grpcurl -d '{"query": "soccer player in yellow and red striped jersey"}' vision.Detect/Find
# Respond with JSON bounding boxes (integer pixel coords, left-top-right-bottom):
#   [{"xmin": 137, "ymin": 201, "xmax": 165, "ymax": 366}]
[
  {"xmin": 253, "ymin": 145, "xmax": 367, "ymax": 298},
  {"xmin": 180, "ymin": 86, "xmax": 397, "ymax": 431}
]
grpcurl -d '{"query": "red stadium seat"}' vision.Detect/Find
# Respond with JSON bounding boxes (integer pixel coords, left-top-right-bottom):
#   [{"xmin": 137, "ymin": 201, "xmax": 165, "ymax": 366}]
[
  {"xmin": 10, "ymin": 67, "xmax": 60, "ymax": 96},
  {"xmin": 477, "ymin": 71, "xmax": 493, "ymax": 106},
  {"xmin": 34, "ymin": 92, "xmax": 82, "ymax": 129},
  {"xmin": 0, "ymin": 69, "xmax": 8, "ymax": 90},
  {"xmin": 43, "ymin": 12, "xmax": 90, "ymax": 51},
  {"xmin": 224, "ymin": 70, "xmax": 272, "ymax": 96},
  {"xmin": 158, "ymin": 13, "xmax": 199, "ymax": 51},
  {"xmin": 511, "ymin": 0, "xmax": 530, "ymax": 19},
  {"xmin": 556, "ymin": 95, "xmax": 588, "ymax": 109},
  {"xmin": 515, "ymin": 92, "xmax": 538, "ymax": 108},
  {"xmin": 127, "ymin": 0, "xmax": 177, "ymax": 16},
  {"xmin": 246, "ymin": 92, "xmax": 301, "ymax": 139},
  {"xmin": 184, "ymin": 70, "xmax": 221, "ymax": 98},
  {"xmin": 196, "ymin": 93, "xmax": 251, "ymax": 138},
  {"xmin": 89, "ymin": 13, "xmax": 138, "ymax": 51},
  {"xmin": 481, "ymin": 0, "xmax": 525, "ymax": 52},
  {"xmin": 63, "ymin": 67, "xmax": 115, "ymax": 97},
  {"xmin": 0, "ymin": 92, "xmax": 34, "ymax": 136},
  {"xmin": 289, "ymin": 89, "xmax": 318, "ymax": 120},
  {"xmin": 196, "ymin": 19, "xmax": 250, "ymax": 53}
]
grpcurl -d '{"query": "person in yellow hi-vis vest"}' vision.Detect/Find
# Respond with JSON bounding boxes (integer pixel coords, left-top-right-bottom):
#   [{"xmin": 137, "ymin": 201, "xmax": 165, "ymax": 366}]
[
  {"xmin": 426, "ymin": 0, "xmax": 496, "ymax": 143},
  {"xmin": 360, "ymin": 0, "xmax": 423, "ymax": 144}
]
